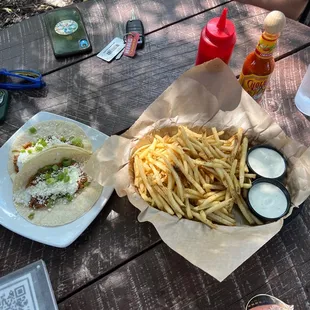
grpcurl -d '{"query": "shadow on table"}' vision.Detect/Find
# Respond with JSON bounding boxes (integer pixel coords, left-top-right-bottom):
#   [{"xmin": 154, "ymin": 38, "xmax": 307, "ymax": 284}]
[
  {"xmin": 3, "ymin": 0, "xmax": 309, "ymax": 139},
  {"xmin": 1, "ymin": 2, "xmax": 310, "ymax": 306}
]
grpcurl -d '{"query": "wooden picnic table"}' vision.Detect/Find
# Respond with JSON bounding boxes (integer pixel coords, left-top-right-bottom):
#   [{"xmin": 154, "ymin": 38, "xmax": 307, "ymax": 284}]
[{"xmin": 0, "ymin": 0, "xmax": 310, "ymax": 309}]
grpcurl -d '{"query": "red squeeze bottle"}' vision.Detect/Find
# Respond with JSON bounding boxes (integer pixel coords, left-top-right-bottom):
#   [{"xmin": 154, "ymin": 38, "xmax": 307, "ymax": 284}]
[{"xmin": 195, "ymin": 8, "xmax": 236, "ymax": 65}]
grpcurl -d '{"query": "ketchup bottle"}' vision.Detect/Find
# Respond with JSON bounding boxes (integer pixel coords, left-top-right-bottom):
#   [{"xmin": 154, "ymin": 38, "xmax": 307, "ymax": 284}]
[{"xmin": 195, "ymin": 8, "xmax": 236, "ymax": 65}]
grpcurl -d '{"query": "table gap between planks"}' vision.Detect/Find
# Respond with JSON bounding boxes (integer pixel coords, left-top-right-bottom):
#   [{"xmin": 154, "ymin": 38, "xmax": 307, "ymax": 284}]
[{"xmin": 0, "ymin": 0, "xmax": 309, "ymax": 309}]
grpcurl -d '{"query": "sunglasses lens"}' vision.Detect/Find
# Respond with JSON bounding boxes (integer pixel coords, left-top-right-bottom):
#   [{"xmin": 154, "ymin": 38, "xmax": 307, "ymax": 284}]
[
  {"xmin": 0, "ymin": 70, "xmax": 44, "ymax": 89},
  {"xmin": 0, "ymin": 70, "xmax": 41, "ymax": 86},
  {"xmin": 13, "ymin": 71, "xmax": 40, "ymax": 78},
  {"xmin": 4, "ymin": 76, "xmax": 34, "ymax": 85}
]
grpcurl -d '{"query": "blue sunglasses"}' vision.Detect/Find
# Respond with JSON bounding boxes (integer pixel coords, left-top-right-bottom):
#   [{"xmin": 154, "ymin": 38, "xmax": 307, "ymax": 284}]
[{"xmin": 0, "ymin": 69, "xmax": 46, "ymax": 90}]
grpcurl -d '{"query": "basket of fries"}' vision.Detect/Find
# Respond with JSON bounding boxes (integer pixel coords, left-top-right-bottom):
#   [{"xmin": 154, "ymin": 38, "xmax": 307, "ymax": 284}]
[
  {"xmin": 85, "ymin": 59, "xmax": 310, "ymax": 281},
  {"xmin": 130, "ymin": 126, "xmax": 262, "ymax": 228}
]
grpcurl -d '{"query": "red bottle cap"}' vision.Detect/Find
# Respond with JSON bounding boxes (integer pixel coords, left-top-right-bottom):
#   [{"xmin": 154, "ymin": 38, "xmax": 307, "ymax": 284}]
[{"xmin": 205, "ymin": 8, "xmax": 236, "ymax": 45}]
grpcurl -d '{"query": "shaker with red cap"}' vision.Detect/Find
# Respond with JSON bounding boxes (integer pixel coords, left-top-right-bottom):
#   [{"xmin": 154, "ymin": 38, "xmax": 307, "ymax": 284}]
[{"xmin": 195, "ymin": 8, "xmax": 236, "ymax": 65}]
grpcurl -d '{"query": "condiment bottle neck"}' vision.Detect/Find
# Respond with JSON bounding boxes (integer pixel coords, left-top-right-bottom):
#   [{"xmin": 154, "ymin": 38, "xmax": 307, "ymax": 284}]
[{"xmin": 254, "ymin": 31, "xmax": 279, "ymax": 59}]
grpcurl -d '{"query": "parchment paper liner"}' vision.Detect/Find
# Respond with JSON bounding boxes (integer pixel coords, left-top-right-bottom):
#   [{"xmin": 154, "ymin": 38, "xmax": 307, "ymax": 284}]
[{"xmin": 85, "ymin": 59, "xmax": 310, "ymax": 281}]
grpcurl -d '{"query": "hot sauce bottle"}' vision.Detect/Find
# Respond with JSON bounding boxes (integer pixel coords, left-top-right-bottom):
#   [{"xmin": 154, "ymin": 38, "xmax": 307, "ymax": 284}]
[
  {"xmin": 195, "ymin": 8, "xmax": 236, "ymax": 65},
  {"xmin": 239, "ymin": 11, "xmax": 286, "ymax": 102}
]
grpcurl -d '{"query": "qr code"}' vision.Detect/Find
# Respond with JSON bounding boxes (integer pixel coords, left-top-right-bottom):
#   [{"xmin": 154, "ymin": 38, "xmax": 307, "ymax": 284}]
[{"xmin": 0, "ymin": 274, "xmax": 39, "ymax": 310}]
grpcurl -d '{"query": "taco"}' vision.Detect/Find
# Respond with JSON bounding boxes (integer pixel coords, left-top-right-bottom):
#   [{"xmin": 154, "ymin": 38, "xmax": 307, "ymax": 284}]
[
  {"xmin": 13, "ymin": 146, "xmax": 103, "ymax": 227},
  {"xmin": 8, "ymin": 120, "xmax": 92, "ymax": 180}
]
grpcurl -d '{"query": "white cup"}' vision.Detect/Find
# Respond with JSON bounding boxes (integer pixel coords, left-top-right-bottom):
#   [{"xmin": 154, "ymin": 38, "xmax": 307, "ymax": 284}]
[{"xmin": 295, "ymin": 65, "xmax": 310, "ymax": 116}]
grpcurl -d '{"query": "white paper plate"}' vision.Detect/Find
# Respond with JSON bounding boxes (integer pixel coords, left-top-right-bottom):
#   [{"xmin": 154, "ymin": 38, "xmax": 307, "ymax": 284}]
[{"xmin": 0, "ymin": 112, "xmax": 114, "ymax": 248}]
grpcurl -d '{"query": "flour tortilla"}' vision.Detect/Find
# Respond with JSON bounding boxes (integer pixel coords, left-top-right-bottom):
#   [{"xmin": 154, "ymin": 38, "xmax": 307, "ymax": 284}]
[
  {"xmin": 8, "ymin": 120, "xmax": 92, "ymax": 180},
  {"xmin": 13, "ymin": 146, "xmax": 103, "ymax": 227}
]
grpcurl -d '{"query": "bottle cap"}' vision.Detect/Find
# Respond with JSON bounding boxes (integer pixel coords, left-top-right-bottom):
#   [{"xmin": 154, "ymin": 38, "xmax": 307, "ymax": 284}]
[
  {"xmin": 205, "ymin": 8, "xmax": 236, "ymax": 45},
  {"xmin": 264, "ymin": 10, "xmax": 286, "ymax": 34}
]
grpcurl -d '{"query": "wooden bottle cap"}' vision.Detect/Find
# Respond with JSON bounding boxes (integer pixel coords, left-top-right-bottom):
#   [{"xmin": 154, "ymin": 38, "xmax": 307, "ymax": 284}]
[{"xmin": 263, "ymin": 11, "xmax": 286, "ymax": 34}]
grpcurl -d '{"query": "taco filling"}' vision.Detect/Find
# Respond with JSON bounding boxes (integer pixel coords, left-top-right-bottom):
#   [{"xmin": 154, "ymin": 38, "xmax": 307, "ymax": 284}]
[
  {"xmin": 14, "ymin": 157, "xmax": 89, "ymax": 212},
  {"xmin": 13, "ymin": 135, "xmax": 84, "ymax": 173}
]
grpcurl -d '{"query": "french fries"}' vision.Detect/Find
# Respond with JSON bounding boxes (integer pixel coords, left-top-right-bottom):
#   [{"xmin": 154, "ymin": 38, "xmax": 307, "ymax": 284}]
[{"xmin": 132, "ymin": 126, "xmax": 258, "ymax": 228}]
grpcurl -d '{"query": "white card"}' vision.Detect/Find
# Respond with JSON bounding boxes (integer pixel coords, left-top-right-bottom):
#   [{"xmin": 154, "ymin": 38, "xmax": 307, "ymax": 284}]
[{"xmin": 97, "ymin": 37, "xmax": 126, "ymax": 62}]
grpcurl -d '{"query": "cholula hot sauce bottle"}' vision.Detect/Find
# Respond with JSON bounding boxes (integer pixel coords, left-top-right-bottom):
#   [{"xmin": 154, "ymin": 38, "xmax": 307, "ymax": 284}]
[{"xmin": 239, "ymin": 11, "xmax": 286, "ymax": 102}]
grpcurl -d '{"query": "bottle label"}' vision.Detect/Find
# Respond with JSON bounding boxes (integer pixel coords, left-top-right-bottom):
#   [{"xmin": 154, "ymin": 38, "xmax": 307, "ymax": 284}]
[
  {"xmin": 239, "ymin": 73, "xmax": 271, "ymax": 102},
  {"xmin": 255, "ymin": 32, "xmax": 278, "ymax": 59}
]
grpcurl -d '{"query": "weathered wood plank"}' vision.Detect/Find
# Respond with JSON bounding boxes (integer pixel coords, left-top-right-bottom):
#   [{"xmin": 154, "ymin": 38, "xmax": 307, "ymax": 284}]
[
  {"xmin": 0, "ymin": 0, "xmax": 227, "ymax": 73},
  {"xmin": 0, "ymin": 192, "xmax": 160, "ymax": 300},
  {"xmin": 262, "ymin": 46, "xmax": 310, "ymax": 146},
  {"xmin": 58, "ymin": 199, "xmax": 310, "ymax": 309},
  {"xmin": 229, "ymin": 268, "xmax": 310, "ymax": 309},
  {"xmin": 2, "ymin": 2, "xmax": 309, "ymax": 142},
  {"xmin": 230, "ymin": 264, "xmax": 310, "ymax": 309}
]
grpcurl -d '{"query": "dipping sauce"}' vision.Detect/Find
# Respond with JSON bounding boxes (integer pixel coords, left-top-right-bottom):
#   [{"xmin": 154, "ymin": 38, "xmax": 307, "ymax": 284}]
[
  {"xmin": 247, "ymin": 146, "xmax": 286, "ymax": 179},
  {"xmin": 248, "ymin": 179, "xmax": 289, "ymax": 220}
]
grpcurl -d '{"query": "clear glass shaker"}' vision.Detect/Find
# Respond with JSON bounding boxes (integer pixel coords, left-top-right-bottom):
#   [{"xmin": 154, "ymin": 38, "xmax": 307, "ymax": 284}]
[{"xmin": 295, "ymin": 65, "xmax": 310, "ymax": 116}]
